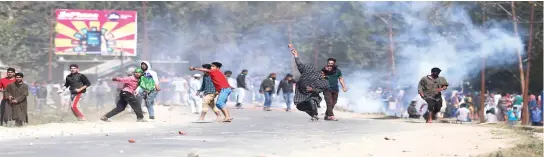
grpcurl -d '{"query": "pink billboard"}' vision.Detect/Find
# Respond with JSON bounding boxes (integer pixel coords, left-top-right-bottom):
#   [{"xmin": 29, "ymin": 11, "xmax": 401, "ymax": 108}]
[{"xmin": 54, "ymin": 9, "xmax": 138, "ymax": 56}]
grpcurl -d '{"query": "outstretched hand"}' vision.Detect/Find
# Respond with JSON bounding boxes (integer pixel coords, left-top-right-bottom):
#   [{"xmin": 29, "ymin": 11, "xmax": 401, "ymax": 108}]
[{"xmin": 189, "ymin": 66, "xmax": 195, "ymax": 71}]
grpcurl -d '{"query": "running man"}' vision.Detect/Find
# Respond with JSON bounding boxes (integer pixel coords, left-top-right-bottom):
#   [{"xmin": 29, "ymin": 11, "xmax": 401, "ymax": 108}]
[
  {"xmin": 57, "ymin": 64, "xmax": 91, "ymax": 121},
  {"xmin": 418, "ymin": 67, "xmax": 449, "ymax": 123},
  {"xmin": 189, "ymin": 62, "xmax": 234, "ymax": 122}
]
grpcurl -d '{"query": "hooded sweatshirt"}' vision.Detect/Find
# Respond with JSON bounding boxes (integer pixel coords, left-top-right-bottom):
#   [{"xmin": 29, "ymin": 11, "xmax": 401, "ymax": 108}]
[{"xmin": 139, "ymin": 61, "xmax": 159, "ymax": 91}]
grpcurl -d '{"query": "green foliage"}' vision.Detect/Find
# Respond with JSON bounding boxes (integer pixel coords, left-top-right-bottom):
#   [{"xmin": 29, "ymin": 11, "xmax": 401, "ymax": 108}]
[{"xmin": 0, "ymin": 1, "xmax": 540, "ymax": 91}]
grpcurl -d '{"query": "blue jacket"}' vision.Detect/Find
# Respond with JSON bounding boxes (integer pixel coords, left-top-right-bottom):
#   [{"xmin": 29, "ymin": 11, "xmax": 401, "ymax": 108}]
[{"xmin": 531, "ymin": 108, "xmax": 542, "ymax": 122}]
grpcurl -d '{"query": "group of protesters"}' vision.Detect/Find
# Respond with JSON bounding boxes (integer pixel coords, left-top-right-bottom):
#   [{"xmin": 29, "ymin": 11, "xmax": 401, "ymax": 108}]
[{"xmin": 2, "ymin": 42, "xmax": 541, "ymax": 126}]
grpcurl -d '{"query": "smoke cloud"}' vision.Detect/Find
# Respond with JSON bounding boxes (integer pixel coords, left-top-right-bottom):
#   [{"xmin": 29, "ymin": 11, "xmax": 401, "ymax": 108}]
[
  {"xmin": 146, "ymin": 2, "xmax": 525, "ymax": 113},
  {"xmin": 338, "ymin": 1, "xmax": 524, "ymax": 113}
]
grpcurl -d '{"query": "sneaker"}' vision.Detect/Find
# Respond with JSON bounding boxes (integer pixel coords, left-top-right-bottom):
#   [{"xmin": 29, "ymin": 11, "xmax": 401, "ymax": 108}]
[
  {"xmin": 311, "ymin": 116, "xmax": 319, "ymax": 121},
  {"xmin": 324, "ymin": 116, "xmax": 338, "ymax": 121},
  {"xmin": 100, "ymin": 117, "xmax": 111, "ymax": 122},
  {"xmin": 149, "ymin": 116, "xmax": 155, "ymax": 120}
]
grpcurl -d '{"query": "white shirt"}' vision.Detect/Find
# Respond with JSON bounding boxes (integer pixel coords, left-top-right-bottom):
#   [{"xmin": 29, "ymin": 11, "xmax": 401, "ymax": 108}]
[
  {"xmin": 456, "ymin": 108, "xmax": 470, "ymax": 122},
  {"xmin": 227, "ymin": 77, "xmax": 237, "ymax": 88},
  {"xmin": 188, "ymin": 78, "xmax": 201, "ymax": 95},
  {"xmin": 493, "ymin": 94, "xmax": 502, "ymax": 106},
  {"xmin": 172, "ymin": 77, "xmax": 187, "ymax": 92}
]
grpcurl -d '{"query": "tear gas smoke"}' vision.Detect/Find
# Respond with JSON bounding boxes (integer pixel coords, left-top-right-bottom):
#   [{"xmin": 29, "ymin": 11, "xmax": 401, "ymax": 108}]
[
  {"xmin": 146, "ymin": 2, "xmax": 525, "ymax": 113},
  {"xmin": 338, "ymin": 2, "xmax": 524, "ymax": 113}
]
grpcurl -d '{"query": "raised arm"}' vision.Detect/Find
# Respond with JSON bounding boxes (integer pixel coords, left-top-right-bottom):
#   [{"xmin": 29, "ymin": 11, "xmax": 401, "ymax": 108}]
[{"xmin": 189, "ymin": 67, "xmax": 210, "ymax": 72}]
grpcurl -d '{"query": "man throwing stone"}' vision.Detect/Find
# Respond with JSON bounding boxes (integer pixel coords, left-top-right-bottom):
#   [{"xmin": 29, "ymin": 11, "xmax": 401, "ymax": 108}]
[
  {"xmin": 189, "ymin": 62, "xmax": 234, "ymax": 122},
  {"xmin": 289, "ymin": 44, "xmax": 329, "ymax": 121},
  {"xmin": 418, "ymin": 67, "xmax": 449, "ymax": 123}
]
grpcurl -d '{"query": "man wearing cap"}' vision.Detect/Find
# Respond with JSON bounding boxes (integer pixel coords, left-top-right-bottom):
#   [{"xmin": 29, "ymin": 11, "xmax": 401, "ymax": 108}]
[
  {"xmin": 101, "ymin": 68, "xmax": 146, "ymax": 122},
  {"xmin": 418, "ymin": 67, "xmax": 449, "ymax": 123},
  {"xmin": 188, "ymin": 74, "xmax": 203, "ymax": 114}
]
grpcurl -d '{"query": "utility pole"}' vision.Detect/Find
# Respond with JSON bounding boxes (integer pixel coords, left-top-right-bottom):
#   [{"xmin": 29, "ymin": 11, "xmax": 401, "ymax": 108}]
[
  {"xmin": 510, "ymin": 1, "xmax": 527, "ymax": 125},
  {"xmin": 48, "ymin": 9, "xmax": 54, "ymax": 82},
  {"xmin": 376, "ymin": 13, "xmax": 396, "ymax": 89},
  {"xmin": 142, "ymin": 1, "xmax": 149, "ymax": 61},
  {"xmin": 522, "ymin": 2, "xmax": 536, "ymax": 125},
  {"xmin": 479, "ymin": 5, "xmax": 487, "ymax": 123},
  {"xmin": 387, "ymin": 13, "xmax": 396, "ymax": 89}
]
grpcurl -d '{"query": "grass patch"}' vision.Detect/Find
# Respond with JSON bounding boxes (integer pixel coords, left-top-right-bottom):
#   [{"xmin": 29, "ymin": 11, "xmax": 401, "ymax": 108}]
[{"xmin": 478, "ymin": 124, "xmax": 544, "ymax": 157}]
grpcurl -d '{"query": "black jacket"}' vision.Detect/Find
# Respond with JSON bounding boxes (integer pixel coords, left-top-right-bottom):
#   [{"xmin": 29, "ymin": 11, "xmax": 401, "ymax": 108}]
[
  {"xmin": 259, "ymin": 78, "xmax": 275, "ymax": 93},
  {"xmin": 236, "ymin": 73, "xmax": 247, "ymax": 89},
  {"xmin": 64, "ymin": 73, "xmax": 91, "ymax": 94},
  {"xmin": 277, "ymin": 79, "xmax": 296, "ymax": 94}
]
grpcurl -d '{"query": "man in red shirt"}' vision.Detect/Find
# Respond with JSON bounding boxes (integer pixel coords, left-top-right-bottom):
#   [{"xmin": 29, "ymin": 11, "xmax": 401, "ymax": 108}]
[
  {"xmin": 0, "ymin": 68, "xmax": 16, "ymax": 126},
  {"xmin": 189, "ymin": 62, "xmax": 233, "ymax": 122}
]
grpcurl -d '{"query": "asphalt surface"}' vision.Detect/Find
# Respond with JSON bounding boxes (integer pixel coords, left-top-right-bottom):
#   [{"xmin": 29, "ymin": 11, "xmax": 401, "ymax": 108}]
[{"xmin": 0, "ymin": 109, "xmax": 419, "ymax": 157}]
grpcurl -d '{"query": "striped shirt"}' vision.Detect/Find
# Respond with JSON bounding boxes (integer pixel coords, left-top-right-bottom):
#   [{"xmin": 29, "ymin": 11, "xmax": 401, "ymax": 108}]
[{"xmin": 198, "ymin": 74, "xmax": 216, "ymax": 95}]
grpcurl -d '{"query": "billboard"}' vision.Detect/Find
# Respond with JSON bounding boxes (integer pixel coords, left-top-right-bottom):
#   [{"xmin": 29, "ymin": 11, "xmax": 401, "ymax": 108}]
[{"xmin": 54, "ymin": 9, "xmax": 137, "ymax": 56}]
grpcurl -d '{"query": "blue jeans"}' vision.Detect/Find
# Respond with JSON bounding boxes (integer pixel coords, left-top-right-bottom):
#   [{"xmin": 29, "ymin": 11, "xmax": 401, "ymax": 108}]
[
  {"xmin": 216, "ymin": 88, "xmax": 232, "ymax": 109},
  {"xmin": 140, "ymin": 90, "xmax": 158, "ymax": 117},
  {"xmin": 264, "ymin": 92, "xmax": 273, "ymax": 108},
  {"xmin": 283, "ymin": 92, "xmax": 293, "ymax": 110}
]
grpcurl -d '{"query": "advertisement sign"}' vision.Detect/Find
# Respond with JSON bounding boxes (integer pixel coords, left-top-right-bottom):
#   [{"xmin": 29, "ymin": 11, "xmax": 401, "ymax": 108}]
[{"xmin": 54, "ymin": 9, "xmax": 137, "ymax": 56}]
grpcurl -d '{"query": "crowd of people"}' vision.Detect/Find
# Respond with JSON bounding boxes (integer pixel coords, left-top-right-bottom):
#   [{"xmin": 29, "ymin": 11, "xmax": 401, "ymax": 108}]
[{"xmin": 0, "ymin": 44, "xmax": 541, "ymax": 127}]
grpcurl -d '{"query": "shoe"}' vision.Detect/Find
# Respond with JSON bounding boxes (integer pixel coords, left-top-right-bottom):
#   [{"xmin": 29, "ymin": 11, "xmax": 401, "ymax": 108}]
[
  {"xmin": 149, "ymin": 116, "xmax": 155, "ymax": 120},
  {"xmin": 311, "ymin": 116, "xmax": 319, "ymax": 121},
  {"xmin": 137, "ymin": 118, "xmax": 147, "ymax": 122},
  {"xmin": 286, "ymin": 109, "xmax": 291, "ymax": 112},
  {"xmin": 100, "ymin": 116, "xmax": 111, "ymax": 122},
  {"xmin": 78, "ymin": 117, "xmax": 88, "ymax": 121},
  {"xmin": 324, "ymin": 116, "xmax": 338, "ymax": 121}
]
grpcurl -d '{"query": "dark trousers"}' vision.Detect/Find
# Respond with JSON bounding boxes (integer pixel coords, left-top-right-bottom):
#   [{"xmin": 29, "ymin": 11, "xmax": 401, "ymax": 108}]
[
  {"xmin": 324, "ymin": 90, "xmax": 339, "ymax": 117},
  {"xmin": 296, "ymin": 99, "xmax": 319, "ymax": 117},
  {"xmin": 0, "ymin": 99, "xmax": 6, "ymax": 126},
  {"xmin": 422, "ymin": 97, "xmax": 442, "ymax": 120},
  {"xmin": 409, "ymin": 115, "xmax": 420, "ymax": 119},
  {"xmin": 104, "ymin": 91, "xmax": 144, "ymax": 119}
]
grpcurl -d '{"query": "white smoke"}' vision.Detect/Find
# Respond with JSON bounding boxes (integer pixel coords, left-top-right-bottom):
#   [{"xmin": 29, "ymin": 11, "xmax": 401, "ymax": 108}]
[
  {"xmin": 145, "ymin": 2, "xmax": 525, "ymax": 114},
  {"xmin": 338, "ymin": 2, "xmax": 524, "ymax": 113}
]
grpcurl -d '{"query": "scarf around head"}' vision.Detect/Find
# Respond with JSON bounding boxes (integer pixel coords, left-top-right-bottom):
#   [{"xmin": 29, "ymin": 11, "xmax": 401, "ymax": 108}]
[{"xmin": 294, "ymin": 59, "xmax": 329, "ymax": 104}]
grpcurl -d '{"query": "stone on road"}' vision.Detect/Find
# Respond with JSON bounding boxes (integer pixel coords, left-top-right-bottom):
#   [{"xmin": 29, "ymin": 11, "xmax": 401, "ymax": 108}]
[{"xmin": 0, "ymin": 109, "xmax": 512, "ymax": 157}]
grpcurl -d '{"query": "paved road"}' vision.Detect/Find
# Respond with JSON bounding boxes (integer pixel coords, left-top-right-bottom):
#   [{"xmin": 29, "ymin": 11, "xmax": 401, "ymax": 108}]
[{"xmin": 0, "ymin": 109, "xmax": 419, "ymax": 157}]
